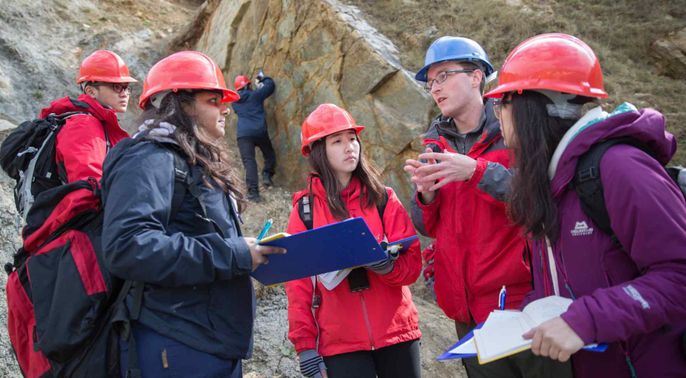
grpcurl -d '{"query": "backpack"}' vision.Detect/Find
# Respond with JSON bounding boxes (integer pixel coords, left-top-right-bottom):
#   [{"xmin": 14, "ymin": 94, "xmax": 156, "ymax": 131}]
[
  {"xmin": 4, "ymin": 137, "xmax": 202, "ymax": 378},
  {"xmin": 573, "ymin": 139, "xmax": 686, "ymax": 360},
  {"xmin": 573, "ymin": 138, "xmax": 686, "ymax": 243},
  {"xmin": 0, "ymin": 107, "xmax": 89, "ymax": 220}
]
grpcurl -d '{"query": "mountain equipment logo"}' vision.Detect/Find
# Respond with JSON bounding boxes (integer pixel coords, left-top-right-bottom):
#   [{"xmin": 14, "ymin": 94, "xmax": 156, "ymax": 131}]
[{"xmin": 570, "ymin": 221, "xmax": 593, "ymax": 236}]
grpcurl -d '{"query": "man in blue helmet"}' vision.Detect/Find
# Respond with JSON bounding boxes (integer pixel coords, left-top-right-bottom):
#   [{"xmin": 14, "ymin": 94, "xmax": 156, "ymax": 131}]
[{"xmin": 404, "ymin": 37, "xmax": 571, "ymax": 377}]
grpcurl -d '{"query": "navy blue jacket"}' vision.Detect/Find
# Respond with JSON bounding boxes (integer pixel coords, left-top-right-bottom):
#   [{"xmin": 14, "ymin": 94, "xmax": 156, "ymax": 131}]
[
  {"xmin": 232, "ymin": 77, "xmax": 275, "ymax": 138},
  {"xmin": 101, "ymin": 135, "xmax": 255, "ymax": 360}
]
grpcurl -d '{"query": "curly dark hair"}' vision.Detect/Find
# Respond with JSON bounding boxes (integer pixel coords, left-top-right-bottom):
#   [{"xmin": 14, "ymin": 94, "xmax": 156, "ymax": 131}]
[{"xmin": 139, "ymin": 90, "xmax": 243, "ymax": 201}]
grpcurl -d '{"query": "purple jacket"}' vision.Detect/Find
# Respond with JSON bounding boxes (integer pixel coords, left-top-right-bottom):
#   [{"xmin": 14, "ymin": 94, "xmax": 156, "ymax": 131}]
[{"xmin": 527, "ymin": 104, "xmax": 686, "ymax": 377}]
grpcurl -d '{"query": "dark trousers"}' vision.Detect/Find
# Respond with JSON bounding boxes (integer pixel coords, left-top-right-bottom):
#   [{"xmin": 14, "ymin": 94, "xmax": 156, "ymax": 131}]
[
  {"xmin": 119, "ymin": 323, "xmax": 242, "ymax": 378},
  {"xmin": 323, "ymin": 339, "xmax": 421, "ymax": 378},
  {"xmin": 237, "ymin": 135, "xmax": 276, "ymax": 194},
  {"xmin": 455, "ymin": 321, "xmax": 573, "ymax": 378}
]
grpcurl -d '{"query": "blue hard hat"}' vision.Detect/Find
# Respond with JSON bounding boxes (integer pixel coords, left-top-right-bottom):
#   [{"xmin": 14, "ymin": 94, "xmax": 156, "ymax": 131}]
[{"xmin": 415, "ymin": 36, "xmax": 494, "ymax": 82}]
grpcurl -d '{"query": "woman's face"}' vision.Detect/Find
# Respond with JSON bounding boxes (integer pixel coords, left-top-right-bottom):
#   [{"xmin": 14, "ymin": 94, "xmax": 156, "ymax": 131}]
[
  {"xmin": 325, "ymin": 129, "xmax": 360, "ymax": 184},
  {"xmin": 495, "ymin": 94, "xmax": 515, "ymax": 147},
  {"xmin": 192, "ymin": 91, "xmax": 229, "ymax": 140}
]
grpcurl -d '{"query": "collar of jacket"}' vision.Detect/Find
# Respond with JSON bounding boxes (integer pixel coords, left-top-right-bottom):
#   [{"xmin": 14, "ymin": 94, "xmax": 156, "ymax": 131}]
[
  {"xmin": 307, "ymin": 174, "xmax": 363, "ymax": 201},
  {"xmin": 40, "ymin": 94, "xmax": 117, "ymax": 122}
]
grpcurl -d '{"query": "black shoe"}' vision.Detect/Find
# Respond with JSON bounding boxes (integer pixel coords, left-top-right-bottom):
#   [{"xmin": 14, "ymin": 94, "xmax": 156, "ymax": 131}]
[
  {"xmin": 262, "ymin": 173, "xmax": 273, "ymax": 187},
  {"xmin": 247, "ymin": 191, "xmax": 261, "ymax": 202}
]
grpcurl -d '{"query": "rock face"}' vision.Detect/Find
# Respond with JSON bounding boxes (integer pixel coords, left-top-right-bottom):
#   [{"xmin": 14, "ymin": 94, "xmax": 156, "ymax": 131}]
[
  {"xmin": 652, "ymin": 27, "xmax": 686, "ymax": 79},
  {"xmin": 0, "ymin": 0, "xmax": 193, "ymax": 132},
  {"xmin": 0, "ymin": 1, "xmax": 461, "ymax": 377},
  {"xmin": 191, "ymin": 0, "xmax": 434, "ymax": 202}
]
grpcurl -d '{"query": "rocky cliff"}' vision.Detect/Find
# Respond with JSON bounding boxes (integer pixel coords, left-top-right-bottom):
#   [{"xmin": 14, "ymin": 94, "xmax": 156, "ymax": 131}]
[
  {"xmin": 1, "ymin": 0, "xmax": 685, "ymax": 377},
  {"xmin": 185, "ymin": 0, "xmax": 434, "ymax": 201},
  {"xmin": 0, "ymin": 0, "xmax": 458, "ymax": 377}
]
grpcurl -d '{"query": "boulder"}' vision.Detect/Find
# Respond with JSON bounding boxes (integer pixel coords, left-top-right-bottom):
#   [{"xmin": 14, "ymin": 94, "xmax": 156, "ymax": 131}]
[
  {"xmin": 191, "ymin": 0, "xmax": 434, "ymax": 203},
  {"xmin": 651, "ymin": 27, "xmax": 686, "ymax": 79}
]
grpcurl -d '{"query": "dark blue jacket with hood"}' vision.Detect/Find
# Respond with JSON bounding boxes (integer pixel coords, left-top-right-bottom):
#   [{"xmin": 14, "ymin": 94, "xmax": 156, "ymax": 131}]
[
  {"xmin": 232, "ymin": 77, "xmax": 275, "ymax": 139},
  {"xmin": 101, "ymin": 129, "xmax": 255, "ymax": 360}
]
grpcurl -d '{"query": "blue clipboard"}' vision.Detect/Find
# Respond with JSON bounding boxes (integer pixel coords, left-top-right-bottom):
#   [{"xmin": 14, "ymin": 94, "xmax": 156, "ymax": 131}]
[
  {"xmin": 437, "ymin": 323, "xmax": 483, "ymax": 361},
  {"xmin": 251, "ymin": 217, "xmax": 392, "ymax": 285},
  {"xmin": 386, "ymin": 235, "xmax": 418, "ymax": 253}
]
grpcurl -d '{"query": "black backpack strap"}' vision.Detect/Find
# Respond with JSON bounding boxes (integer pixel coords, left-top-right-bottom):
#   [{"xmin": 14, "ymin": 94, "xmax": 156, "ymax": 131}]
[
  {"xmin": 573, "ymin": 139, "xmax": 626, "ymax": 236},
  {"xmin": 125, "ymin": 281, "xmax": 144, "ymax": 378},
  {"xmin": 377, "ymin": 189, "xmax": 389, "ymax": 235},
  {"xmin": 298, "ymin": 194, "xmax": 314, "ymax": 230},
  {"xmin": 573, "ymin": 138, "xmax": 648, "ymax": 249},
  {"xmin": 169, "ymin": 151, "xmax": 191, "ymax": 221},
  {"xmin": 146, "ymin": 142, "xmax": 209, "ymax": 222}
]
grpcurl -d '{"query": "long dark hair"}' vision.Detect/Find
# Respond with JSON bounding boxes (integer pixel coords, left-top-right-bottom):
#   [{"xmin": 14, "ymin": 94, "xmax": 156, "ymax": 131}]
[
  {"xmin": 139, "ymin": 90, "xmax": 243, "ymax": 200},
  {"xmin": 508, "ymin": 91, "xmax": 577, "ymax": 241},
  {"xmin": 308, "ymin": 134, "xmax": 386, "ymax": 220}
]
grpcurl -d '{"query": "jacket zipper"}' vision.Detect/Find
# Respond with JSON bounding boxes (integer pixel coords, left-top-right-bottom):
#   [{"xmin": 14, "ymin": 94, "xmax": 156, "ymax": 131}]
[
  {"xmin": 556, "ymin": 245, "xmax": 577, "ymax": 299},
  {"xmin": 359, "ymin": 292, "xmax": 375, "ymax": 350}
]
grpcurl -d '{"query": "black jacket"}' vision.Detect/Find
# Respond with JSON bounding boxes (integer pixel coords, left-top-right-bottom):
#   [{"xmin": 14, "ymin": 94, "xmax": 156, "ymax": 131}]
[
  {"xmin": 232, "ymin": 77, "xmax": 275, "ymax": 138},
  {"xmin": 101, "ymin": 135, "xmax": 254, "ymax": 359}
]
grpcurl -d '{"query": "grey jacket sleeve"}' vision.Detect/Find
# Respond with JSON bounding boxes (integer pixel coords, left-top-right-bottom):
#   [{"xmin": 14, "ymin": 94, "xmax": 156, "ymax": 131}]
[
  {"xmin": 410, "ymin": 192, "xmax": 429, "ymax": 236},
  {"xmin": 477, "ymin": 162, "xmax": 514, "ymax": 202}
]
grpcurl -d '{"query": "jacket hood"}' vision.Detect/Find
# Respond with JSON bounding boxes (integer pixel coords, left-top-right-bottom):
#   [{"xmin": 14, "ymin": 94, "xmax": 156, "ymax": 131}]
[
  {"xmin": 548, "ymin": 103, "xmax": 676, "ymax": 197},
  {"xmin": 39, "ymin": 94, "xmax": 116, "ymax": 122}
]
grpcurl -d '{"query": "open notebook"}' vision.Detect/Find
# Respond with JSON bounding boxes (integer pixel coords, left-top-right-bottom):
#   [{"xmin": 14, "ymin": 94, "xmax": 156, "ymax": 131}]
[
  {"xmin": 439, "ymin": 296, "xmax": 606, "ymax": 362},
  {"xmin": 473, "ymin": 295, "xmax": 573, "ymax": 364}
]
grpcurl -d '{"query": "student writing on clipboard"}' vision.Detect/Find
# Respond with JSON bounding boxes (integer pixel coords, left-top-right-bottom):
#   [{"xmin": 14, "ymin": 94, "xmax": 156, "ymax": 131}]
[{"xmin": 284, "ymin": 104, "xmax": 422, "ymax": 378}]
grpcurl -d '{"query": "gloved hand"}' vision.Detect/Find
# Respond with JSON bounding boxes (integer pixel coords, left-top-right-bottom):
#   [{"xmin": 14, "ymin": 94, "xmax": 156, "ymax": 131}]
[
  {"xmin": 366, "ymin": 242, "xmax": 401, "ymax": 275},
  {"xmin": 256, "ymin": 69, "xmax": 265, "ymax": 81},
  {"xmin": 298, "ymin": 349, "xmax": 326, "ymax": 378},
  {"xmin": 366, "ymin": 255, "xmax": 394, "ymax": 275}
]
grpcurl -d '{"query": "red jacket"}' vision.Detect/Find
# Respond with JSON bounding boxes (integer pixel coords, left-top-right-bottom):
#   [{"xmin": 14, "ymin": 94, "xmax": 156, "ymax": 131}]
[
  {"xmin": 285, "ymin": 176, "xmax": 422, "ymax": 357},
  {"xmin": 25, "ymin": 95, "xmax": 129, "ymax": 246},
  {"xmin": 40, "ymin": 94, "xmax": 129, "ymax": 183},
  {"xmin": 413, "ymin": 108, "xmax": 530, "ymax": 324}
]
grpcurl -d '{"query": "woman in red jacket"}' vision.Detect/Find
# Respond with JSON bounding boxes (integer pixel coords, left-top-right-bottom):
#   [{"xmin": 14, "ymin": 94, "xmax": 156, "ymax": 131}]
[{"xmin": 285, "ymin": 104, "xmax": 422, "ymax": 378}]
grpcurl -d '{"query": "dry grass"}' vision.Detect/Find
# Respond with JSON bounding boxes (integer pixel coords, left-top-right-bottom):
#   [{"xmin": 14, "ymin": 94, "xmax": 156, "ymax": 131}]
[{"xmin": 343, "ymin": 0, "xmax": 686, "ymax": 163}]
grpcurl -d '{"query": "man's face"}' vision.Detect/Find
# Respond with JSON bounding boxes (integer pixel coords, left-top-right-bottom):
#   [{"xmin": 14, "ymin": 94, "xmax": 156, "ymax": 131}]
[
  {"xmin": 86, "ymin": 82, "xmax": 131, "ymax": 113},
  {"xmin": 426, "ymin": 61, "xmax": 481, "ymax": 119}
]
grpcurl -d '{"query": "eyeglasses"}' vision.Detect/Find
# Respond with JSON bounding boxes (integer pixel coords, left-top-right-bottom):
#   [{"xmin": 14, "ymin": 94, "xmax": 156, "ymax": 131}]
[
  {"xmin": 424, "ymin": 69, "xmax": 475, "ymax": 91},
  {"xmin": 93, "ymin": 82, "xmax": 132, "ymax": 95},
  {"xmin": 493, "ymin": 97, "xmax": 511, "ymax": 120}
]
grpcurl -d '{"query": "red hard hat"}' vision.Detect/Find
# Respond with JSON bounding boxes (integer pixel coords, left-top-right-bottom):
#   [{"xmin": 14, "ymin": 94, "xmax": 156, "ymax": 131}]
[
  {"xmin": 485, "ymin": 33, "xmax": 607, "ymax": 99},
  {"xmin": 76, "ymin": 50, "xmax": 137, "ymax": 84},
  {"xmin": 139, "ymin": 51, "xmax": 240, "ymax": 109},
  {"xmin": 300, "ymin": 104, "xmax": 364, "ymax": 157},
  {"xmin": 234, "ymin": 75, "xmax": 250, "ymax": 91}
]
